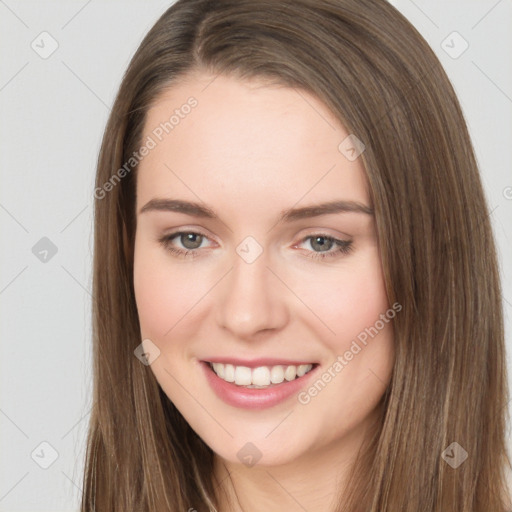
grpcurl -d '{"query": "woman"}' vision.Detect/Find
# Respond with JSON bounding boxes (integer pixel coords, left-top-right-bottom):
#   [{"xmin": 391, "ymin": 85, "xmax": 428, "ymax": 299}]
[{"xmin": 83, "ymin": 0, "xmax": 511, "ymax": 510}]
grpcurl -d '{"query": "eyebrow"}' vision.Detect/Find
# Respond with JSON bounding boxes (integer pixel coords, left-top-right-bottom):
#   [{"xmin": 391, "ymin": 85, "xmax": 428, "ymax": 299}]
[{"xmin": 139, "ymin": 198, "xmax": 374, "ymax": 222}]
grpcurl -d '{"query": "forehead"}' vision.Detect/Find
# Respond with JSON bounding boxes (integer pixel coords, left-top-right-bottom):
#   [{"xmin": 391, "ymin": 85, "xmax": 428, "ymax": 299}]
[{"xmin": 136, "ymin": 72, "xmax": 370, "ymax": 220}]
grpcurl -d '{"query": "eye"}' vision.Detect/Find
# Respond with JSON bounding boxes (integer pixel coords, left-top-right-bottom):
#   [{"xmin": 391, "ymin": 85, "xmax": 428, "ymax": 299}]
[
  {"xmin": 295, "ymin": 234, "xmax": 353, "ymax": 260},
  {"xmin": 158, "ymin": 230, "xmax": 211, "ymax": 258},
  {"xmin": 158, "ymin": 231, "xmax": 353, "ymax": 261}
]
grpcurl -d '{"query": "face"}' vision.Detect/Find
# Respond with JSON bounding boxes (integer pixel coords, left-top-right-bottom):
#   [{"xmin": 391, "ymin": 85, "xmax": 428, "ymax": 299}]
[{"xmin": 133, "ymin": 71, "xmax": 395, "ymax": 468}]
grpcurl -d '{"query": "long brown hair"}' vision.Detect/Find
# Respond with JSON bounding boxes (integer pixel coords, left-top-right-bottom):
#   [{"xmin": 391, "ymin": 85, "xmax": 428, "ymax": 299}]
[{"xmin": 82, "ymin": 0, "xmax": 511, "ymax": 510}]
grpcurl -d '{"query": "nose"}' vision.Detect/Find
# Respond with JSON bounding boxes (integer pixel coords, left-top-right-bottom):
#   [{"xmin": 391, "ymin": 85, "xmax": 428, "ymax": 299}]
[{"xmin": 215, "ymin": 248, "xmax": 289, "ymax": 340}]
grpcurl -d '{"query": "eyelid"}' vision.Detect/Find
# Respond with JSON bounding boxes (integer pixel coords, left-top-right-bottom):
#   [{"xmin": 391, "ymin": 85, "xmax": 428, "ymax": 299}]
[
  {"xmin": 293, "ymin": 233, "xmax": 353, "ymax": 259},
  {"xmin": 161, "ymin": 227, "xmax": 350, "ymax": 248},
  {"xmin": 292, "ymin": 233, "xmax": 350, "ymax": 248},
  {"xmin": 159, "ymin": 228, "xmax": 354, "ymax": 263},
  {"xmin": 162, "ymin": 227, "xmax": 216, "ymax": 243}
]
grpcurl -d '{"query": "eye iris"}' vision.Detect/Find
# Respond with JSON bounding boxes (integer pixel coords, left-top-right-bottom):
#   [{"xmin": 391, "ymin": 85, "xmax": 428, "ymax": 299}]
[
  {"xmin": 311, "ymin": 236, "xmax": 333, "ymax": 252},
  {"xmin": 181, "ymin": 233, "xmax": 202, "ymax": 249}
]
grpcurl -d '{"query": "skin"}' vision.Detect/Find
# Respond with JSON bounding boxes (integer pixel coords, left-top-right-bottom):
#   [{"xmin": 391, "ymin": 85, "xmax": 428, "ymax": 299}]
[{"xmin": 133, "ymin": 71, "xmax": 395, "ymax": 511}]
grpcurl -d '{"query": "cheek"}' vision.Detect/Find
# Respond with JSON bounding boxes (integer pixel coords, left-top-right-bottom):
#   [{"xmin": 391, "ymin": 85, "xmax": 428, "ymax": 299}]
[
  {"xmin": 294, "ymin": 250, "xmax": 389, "ymax": 346},
  {"xmin": 133, "ymin": 240, "xmax": 199, "ymax": 339},
  {"xmin": 337, "ymin": 269, "xmax": 388, "ymax": 341},
  {"xmin": 133, "ymin": 239, "xmax": 226, "ymax": 349}
]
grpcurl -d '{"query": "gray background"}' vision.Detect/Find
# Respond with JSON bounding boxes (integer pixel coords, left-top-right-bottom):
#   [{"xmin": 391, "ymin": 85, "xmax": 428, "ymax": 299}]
[{"xmin": 0, "ymin": 1, "xmax": 510, "ymax": 510}]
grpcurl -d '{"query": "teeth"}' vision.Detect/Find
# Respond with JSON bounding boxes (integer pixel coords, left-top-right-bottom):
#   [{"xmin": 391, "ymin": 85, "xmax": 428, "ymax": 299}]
[
  {"xmin": 224, "ymin": 364, "xmax": 235, "ymax": 382},
  {"xmin": 209, "ymin": 362, "xmax": 314, "ymax": 387},
  {"xmin": 270, "ymin": 365, "xmax": 284, "ymax": 384},
  {"xmin": 284, "ymin": 365, "xmax": 297, "ymax": 381},
  {"xmin": 297, "ymin": 364, "xmax": 309, "ymax": 377},
  {"xmin": 212, "ymin": 362, "xmax": 225, "ymax": 379},
  {"xmin": 252, "ymin": 366, "xmax": 270, "ymax": 386},
  {"xmin": 234, "ymin": 366, "xmax": 252, "ymax": 385}
]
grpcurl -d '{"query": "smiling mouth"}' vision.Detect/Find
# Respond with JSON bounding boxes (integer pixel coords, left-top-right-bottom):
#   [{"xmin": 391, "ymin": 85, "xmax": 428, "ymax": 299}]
[{"xmin": 206, "ymin": 361, "xmax": 318, "ymax": 388}]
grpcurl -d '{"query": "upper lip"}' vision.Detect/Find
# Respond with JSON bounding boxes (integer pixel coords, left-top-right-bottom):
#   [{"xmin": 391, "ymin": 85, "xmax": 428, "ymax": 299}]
[{"xmin": 202, "ymin": 357, "xmax": 318, "ymax": 368}]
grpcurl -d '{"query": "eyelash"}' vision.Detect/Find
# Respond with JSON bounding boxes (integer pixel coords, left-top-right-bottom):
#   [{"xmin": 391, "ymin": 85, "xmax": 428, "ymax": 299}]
[{"xmin": 158, "ymin": 231, "xmax": 353, "ymax": 261}]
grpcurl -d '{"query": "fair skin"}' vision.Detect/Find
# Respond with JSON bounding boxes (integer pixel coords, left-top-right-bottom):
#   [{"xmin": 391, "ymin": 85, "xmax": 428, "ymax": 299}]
[{"xmin": 133, "ymin": 71, "xmax": 395, "ymax": 512}]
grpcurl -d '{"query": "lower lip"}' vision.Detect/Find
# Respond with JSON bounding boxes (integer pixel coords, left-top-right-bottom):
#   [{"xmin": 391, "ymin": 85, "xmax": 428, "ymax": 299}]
[{"xmin": 200, "ymin": 361, "xmax": 319, "ymax": 410}]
